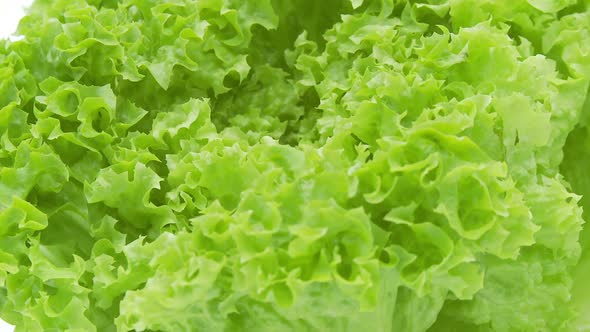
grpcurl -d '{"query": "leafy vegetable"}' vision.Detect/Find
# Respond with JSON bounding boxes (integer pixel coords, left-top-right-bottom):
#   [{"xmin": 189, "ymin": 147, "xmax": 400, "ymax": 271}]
[{"xmin": 0, "ymin": 0, "xmax": 589, "ymax": 331}]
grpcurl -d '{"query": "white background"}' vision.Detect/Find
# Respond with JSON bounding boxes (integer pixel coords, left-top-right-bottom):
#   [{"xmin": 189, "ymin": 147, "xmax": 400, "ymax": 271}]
[
  {"xmin": 1, "ymin": 1, "xmax": 34, "ymax": 330},
  {"xmin": 0, "ymin": 0, "xmax": 32, "ymax": 38}
]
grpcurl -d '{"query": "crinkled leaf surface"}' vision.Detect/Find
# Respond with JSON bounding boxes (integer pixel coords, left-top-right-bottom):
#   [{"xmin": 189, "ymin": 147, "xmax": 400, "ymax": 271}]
[{"xmin": 0, "ymin": 0, "xmax": 589, "ymax": 331}]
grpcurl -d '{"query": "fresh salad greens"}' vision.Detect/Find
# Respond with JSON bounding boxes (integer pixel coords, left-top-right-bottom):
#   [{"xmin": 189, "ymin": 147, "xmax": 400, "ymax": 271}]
[{"xmin": 0, "ymin": 0, "xmax": 589, "ymax": 331}]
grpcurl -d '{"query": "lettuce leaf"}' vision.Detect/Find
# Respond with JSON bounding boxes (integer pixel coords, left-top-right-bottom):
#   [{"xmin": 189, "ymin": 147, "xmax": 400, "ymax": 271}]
[{"xmin": 0, "ymin": 0, "xmax": 589, "ymax": 331}]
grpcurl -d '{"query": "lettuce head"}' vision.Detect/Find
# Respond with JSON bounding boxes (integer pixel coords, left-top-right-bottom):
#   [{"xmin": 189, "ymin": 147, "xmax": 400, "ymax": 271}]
[{"xmin": 0, "ymin": 0, "xmax": 589, "ymax": 331}]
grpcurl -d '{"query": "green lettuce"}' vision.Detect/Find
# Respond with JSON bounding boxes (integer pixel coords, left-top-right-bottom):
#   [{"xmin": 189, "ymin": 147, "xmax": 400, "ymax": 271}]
[{"xmin": 0, "ymin": 0, "xmax": 589, "ymax": 331}]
